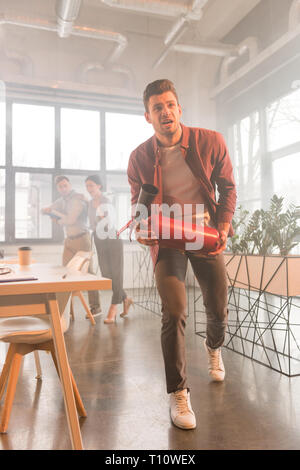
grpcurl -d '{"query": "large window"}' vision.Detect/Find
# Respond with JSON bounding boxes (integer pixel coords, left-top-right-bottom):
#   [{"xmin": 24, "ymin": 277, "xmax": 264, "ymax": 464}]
[
  {"xmin": 12, "ymin": 104, "xmax": 55, "ymax": 168},
  {"xmin": 230, "ymin": 111, "xmax": 261, "ymax": 211},
  {"xmin": 0, "ymin": 85, "xmax": 5, "ymax": 166},
  {"xmin": 267, "ymin": 89, "xmax": 300, "ymax": 210},
  {"xmin": 267, "ymin": 88, "xmax": 300, "ymax": 152},
  {"xmin": 0, "ymin": 93, "xmax": 148, "ymax": 244},
  {"xmin": 61, "ymin": 108, "xmax": 101, "ymax": 170},
  {"xmin": 15, "ymin": 173, "xmax": 52, "ymax": 239},
  {"xmin": 0, "ymin": 170, "xmax": 4, "ymax": 241},
  {"xmin": 272, "ymin": 153, "xmax": 300, "ymax": 208},
  {"xmin": 106, "ymin": 173, "xmax": 132, "ymax": 238},
  {"xmin": 105, "ymin": 112, "xmax": 153, "ymax": 170},
  {"xmin": 0, "ymin": 82, "xmax": 6, "ymax": 242},
  {"xmin": 229, "ymin": 87, "xmax": 300, "ymax": 213}
]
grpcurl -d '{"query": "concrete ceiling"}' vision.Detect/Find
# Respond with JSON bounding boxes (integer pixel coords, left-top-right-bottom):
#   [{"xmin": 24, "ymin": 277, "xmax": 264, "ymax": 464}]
[
  {"xmin": 0, "ymin": 0, "xmax": 262, "ymax": 40},
  {"xmin": 0, "ymin": 0, "xmax": 262, "ymax": 95}
]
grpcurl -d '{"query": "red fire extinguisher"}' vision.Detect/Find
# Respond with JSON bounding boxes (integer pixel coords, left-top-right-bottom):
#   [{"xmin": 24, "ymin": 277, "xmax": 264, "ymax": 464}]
[
  {"xmin": 117, "ymin": 184, "xmax": 220, "ymax": 253},
  {"xmin": 148, "ymin": 213, "xmax": 220, "ymax": 253}
]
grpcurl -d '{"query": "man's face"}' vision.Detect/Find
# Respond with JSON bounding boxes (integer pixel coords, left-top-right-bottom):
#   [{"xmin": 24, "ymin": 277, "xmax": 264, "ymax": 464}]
[
  {"xmin": 56, "ymin": 179, "xmax": 72, "ymax": 197},
  {"xmin": 145, "ymin": 91, "xmax": 182, "ymax": 140}
]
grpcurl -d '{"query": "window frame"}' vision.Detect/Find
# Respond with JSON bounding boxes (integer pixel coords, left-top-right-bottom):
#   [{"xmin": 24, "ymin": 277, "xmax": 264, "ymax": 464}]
[
  {"xmin": 226, "ymin": 87, "xmax": 300, "ymax": 212},
  {"xmin": 0, "ymin": 95, "xmax": 148, "ymax": 245}
]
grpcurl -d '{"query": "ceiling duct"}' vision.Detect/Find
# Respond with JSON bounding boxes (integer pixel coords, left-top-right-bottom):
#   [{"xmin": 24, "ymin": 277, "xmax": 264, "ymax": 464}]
[
  {"xmin": 152, "ymin": 23, "xmax": 188, "ymax": 69},
  {"xmin": 172, "ymin": 42, "xmax": 237, "ymax": 57},
  {"xmin": 4, "ymin": 48, "xmax": 34, "ymax": 76},
  {"xmin": 152, "ymin": 0, "xmax": 210, "ymax": 69},
  {"xmin": 0, "ymin": 13, "xmax": 127, "ymax": 64},
  {"xmin": 101, "ymin": 0, "xmax": 209, "ymax": 68},
  {"xmin": 0, "ymin": 15, "xmax": 57, "ymax": 33},
  {"xmin": 78, "ymin": 61, "xmax": 135, "ymax": 88},
  {"xmin": 289, "ymin": 0, "xmax": 300, "ymax": 30},
  {"xmin": 101, "ymin": 0, "xmax": 205, "ymax": 18},
  {"xmin": 72, "ymin": 26, "xmax": 127, "ymax": 63},
  {"xmin": 56, "ymin": 0, "xmax": 82, "ymax": 38},
  {"xmin": 219, "ymin": 36, "xmax": 259, "ymax": 83},
  {"xmin": 164, "ymin": 15, "xmax": 190, "ymax": 46}
]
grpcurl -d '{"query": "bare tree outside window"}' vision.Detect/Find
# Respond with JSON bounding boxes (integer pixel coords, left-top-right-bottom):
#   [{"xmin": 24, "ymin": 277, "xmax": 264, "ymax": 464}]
[
  {"xmin": 267, "ymin": 88, "xmax": 300, "ymax": 152},
  {"xmin": 231, "ymin": 87, "xmax": 300, "ymax": 213},
  {"xmin": 232, "ymin": 111, "xmax": 261, "ymax": 211}
]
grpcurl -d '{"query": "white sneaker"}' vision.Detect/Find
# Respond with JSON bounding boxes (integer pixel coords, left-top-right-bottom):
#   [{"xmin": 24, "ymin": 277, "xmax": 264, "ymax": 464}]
[
  {"xmin": 170, "ymin": 389, "xmax": 196, "ymax": 430},
  {"xmin": 204, "ymin": 339, "xmax": 225, "ymax": 382}
]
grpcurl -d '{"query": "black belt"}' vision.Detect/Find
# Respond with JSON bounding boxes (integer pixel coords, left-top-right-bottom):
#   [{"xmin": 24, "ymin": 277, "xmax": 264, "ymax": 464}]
[{"xmin": 67, "ymin": 232, "xmax": 88, "ymax": 240}]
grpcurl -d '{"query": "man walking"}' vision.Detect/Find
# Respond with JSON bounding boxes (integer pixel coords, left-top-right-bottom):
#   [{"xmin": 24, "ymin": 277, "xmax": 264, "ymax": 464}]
[
  {"xmin": 127, "ymin": 79, "xmax": 236, "ymax": 429},
  {"xmin": 42, "ymin": 175, "xmax": 101, "ymax": 317}
]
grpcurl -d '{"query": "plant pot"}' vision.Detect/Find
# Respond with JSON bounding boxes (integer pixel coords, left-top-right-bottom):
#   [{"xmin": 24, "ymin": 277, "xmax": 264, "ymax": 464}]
[{"xmin": 224, "ymin": 253, "xmax": 300, "ymax": 297}]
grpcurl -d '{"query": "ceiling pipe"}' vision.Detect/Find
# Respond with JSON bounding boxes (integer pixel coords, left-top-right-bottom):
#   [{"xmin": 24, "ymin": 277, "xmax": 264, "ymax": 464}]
[
  {"xmin": 219, "ymin": 55, "xmax": 239, "ymax": 83},
  {"xmin": 152, "ymin": 0, "xmax": 209, "ymax": 69},
  {"xmin": 0, "ymin": 14, "xmax": 128, "ymax": 63},
  {"xmin": 78, "ymin": 61, "xmax": 135, "ymax": 89},
  {"xmin": 164, "ymin": 15, "xmax": 190, "ymax": 46},
  {"xmin": 152, "ymin": 22, "xmax": 189, "ymax": 69},
  {"xmin": 219, "ymin": 36, "xmax": 258, "ymax": 83},
  {"xmin": 56, "ymin": 0, "xmax": 82, "ymax": 38},
  {"xmin": 4, "ymin": 48, "xmax": 34, "ymax": 76},
  {"xmin": 289, "ymin": 0, "xmax": 300, "ymax": 30},
  {"xmin": 172, "ymin": 42, "xmax": 238, "ymax": 57},
  {"xmin": 111, "ymin": 64, "xmax": 136, "ymax": 87},
  {"xmin": 237, "ymin": 36, "xmax": 258, "ymax": 60},
  {"xmin": 101, "ymin": 0, "xmax": 204, "ymax": 18},
  {"xmin": 0, "ymin": 15, "xmax": 57, "ymax": 33},
  {"xmin": 101, "ymin": 0, "xmax": 208, "ymax": 64},
  {"xmin": 72, "ymin": 25, "xmax": 128, "ymax": 63},
  {"xmin": 164, "ymin": 0, "xmax": 207, "ymax": 46}
]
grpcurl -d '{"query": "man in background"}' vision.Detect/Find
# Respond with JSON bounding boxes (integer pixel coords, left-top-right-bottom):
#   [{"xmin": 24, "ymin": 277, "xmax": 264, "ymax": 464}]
[{"xmin": 42, "ymin": 175, "xmax": 101, "ymax": 317}]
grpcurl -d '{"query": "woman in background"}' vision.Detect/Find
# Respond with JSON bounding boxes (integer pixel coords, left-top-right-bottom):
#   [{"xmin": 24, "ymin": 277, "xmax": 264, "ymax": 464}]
[{"xmin": 85, "ymin": 175, "xmax": 133, "ymax": 324}]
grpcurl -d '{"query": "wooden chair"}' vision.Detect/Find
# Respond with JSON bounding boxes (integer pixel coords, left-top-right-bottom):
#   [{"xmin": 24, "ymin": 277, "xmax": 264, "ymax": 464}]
[
  {"xmin": 0, "ymin": 291, "xmax": 86, "ymax": 433},
  {"xmin": 67, "ymin": 251, "xmax": 96, "ymax": 326},
  {"xmin": 32, "ymin": 251, "xmax": 95, "ymax": 382}
]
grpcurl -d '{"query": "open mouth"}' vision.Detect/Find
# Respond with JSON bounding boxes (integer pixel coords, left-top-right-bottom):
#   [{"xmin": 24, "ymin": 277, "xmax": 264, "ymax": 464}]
[{"xmin": 162, "ymin": 119, "xmax": 173, "ymax": 125}]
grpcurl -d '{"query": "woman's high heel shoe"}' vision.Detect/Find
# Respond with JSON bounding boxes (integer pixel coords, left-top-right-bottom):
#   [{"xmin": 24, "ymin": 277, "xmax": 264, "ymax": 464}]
[
  {"xmin": 120, "ymin": 298, "xmax": 134, "ymax": 318},
  {"xmin": 104, "ymin": 305, "xmax": 117, "ymax": 324},
  {"xmin": 104, "ymin": 317, "xmax": 116, "ymax": 324}
]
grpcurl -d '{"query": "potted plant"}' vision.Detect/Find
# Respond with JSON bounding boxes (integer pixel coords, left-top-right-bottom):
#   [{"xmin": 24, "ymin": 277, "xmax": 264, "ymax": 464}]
[
  {"xmin": 224, "ymin": 194, "xmax": 300, "ymax": 294},
  {"xmin": 227, "ymin": 195, "xmax": 300, "ymax": 256},
  {"xmin": 216, "ymin": 195, "xmax": 300, "ymax": 375}
]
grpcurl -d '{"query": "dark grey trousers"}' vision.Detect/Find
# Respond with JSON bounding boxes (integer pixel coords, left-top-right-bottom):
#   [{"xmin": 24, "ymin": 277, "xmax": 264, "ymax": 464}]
[
  {"xmin": 93, "ymin": 234, "xmax": 127, "ymax": 305},
  {"xmin": 155, "ymin": 248, "xmax": 228, "ymax": 394}
]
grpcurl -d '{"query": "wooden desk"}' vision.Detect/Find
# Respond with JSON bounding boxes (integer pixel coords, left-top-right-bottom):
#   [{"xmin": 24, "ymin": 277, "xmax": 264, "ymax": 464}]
[{"xmin": 0, "ymin": 263, "xmax": 111, "ymax": 449}]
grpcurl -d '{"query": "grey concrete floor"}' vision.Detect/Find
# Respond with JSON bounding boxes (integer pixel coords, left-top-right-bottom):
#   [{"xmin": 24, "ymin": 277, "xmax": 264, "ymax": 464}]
[{"xmin": 0, "ymin": 290, "xmax": 300, "ymax": 450}]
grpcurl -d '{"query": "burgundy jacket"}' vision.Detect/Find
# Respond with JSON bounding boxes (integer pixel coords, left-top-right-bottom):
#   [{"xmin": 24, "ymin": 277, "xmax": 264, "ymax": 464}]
[{"xmin": 127, "ymin": 123, "xmax": 237, "ymax": 267}]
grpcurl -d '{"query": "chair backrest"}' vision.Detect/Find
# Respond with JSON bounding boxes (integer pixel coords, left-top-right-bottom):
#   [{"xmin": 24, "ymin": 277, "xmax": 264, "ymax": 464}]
[
  {"xmin": 0, "ymin": 253, "xmax": 95, "ymax": 343},
  {"xmin": 0, "ymin": 292, "xmax": 72, "ymax": 343},
  {"xmin": 66, "ymin": 251, "xmax": 92, "ymax": 274}
]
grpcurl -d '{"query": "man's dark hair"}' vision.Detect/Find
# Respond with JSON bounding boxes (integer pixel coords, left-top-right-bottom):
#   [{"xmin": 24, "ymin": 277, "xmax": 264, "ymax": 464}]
[
  {"xmin": 143, "ymin": 79, "xmax": 179, "ymax": 112},
  {"xmin": 55, "ymin": 175, "xmax": 70, "ymax": 185}
]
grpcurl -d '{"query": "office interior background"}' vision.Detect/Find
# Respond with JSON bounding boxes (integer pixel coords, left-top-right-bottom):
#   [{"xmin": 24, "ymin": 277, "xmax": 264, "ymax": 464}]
[{"xmin": 0, "ymin": 0, "xmax": 300, "ymax": 451}]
